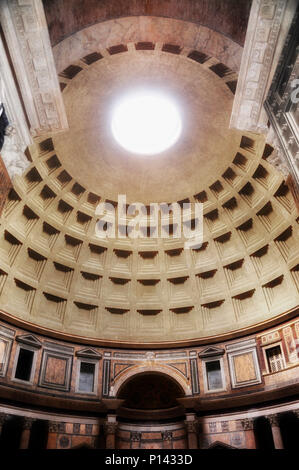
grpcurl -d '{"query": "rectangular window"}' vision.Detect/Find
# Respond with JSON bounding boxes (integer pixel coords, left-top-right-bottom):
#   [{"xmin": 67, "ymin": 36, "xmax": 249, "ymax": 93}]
[
  {"xmin": 266, "ymin": 345, "xmax": 284, "ymax": 373},
  {"xmin": 78, "ymin": 362, "xmax": 95, "ymax": 392},
  {"xmin": 206, "ymin": 360, "xmax": 223, "ymax": 390},
  {"xmin": 15, "ymin": 348, "xmax": 34, "ymax": 381}
]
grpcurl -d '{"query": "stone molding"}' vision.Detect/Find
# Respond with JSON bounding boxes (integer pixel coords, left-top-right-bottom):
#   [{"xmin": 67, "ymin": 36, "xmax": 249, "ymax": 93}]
[
  {"xmin": 230, "ymin": 0, "xmax": 297, "ymax": 133},
  {"xmin": 0, "ymin": 0, "xmax": 68, "ymax": 137}
]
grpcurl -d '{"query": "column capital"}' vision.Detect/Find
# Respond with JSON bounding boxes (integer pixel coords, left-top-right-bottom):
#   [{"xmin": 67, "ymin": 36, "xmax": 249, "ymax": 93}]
[
  {"xmin": 23, "ymin": 417, "xmax": 36, "ymax": 430},
  {"xmin": 241, "ymin": 418, "xmax": 254, "ymax": 431},
  {"xmin": 104, "ymin": 422, "xmax": 118, "ymax": 435},
  {"xmin": 48, "ymin": 421, "xmax": 59, "ymax": 433},
  {"xmin": 184, "ymin": 420, "xmax": 198, "ymax": 434},
  {"xmin": 162, "ymin": 431, "xmax": 173, "ymax": 441},
  {"xmin": 268, "ymin": 414, "xmax": 280, "ymax": 427},
  {"xmin": 130, "ymin": 431, "xmax": 141, "ymax": 442}
]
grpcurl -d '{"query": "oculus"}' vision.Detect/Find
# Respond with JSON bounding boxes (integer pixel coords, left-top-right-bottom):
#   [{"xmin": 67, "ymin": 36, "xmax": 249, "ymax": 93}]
[{"xmin": 111, "ymin": 90, "xmax": 182, "ymax": 155}]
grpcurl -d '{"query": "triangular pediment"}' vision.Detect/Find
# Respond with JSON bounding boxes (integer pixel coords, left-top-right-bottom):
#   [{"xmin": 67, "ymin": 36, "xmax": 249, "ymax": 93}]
[
  {"xmin": 16, "ymin": 334, "xmax": 42, "ymax": 348},
  {"xmin": 198, "ymin": 346, "xmax": 224, "ymax": 358},
  {"xmin": 76, "ymin": 348, "xmax": 102, "ymax": 359}
]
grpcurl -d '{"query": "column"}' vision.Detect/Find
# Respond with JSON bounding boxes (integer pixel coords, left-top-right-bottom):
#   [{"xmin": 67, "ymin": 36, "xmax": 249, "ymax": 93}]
[
  {"xmin": 268, "ymin": 414, "xmax": 284, "ymax": 449},
  {"xmin": 104, "ymin": 415, "xmax": 118, "ymax": 449},
  {"xmin": 162, "ymin": 431, "xmax": 173, "ymax": 450},
  {"xmin": 19, "ymin": 417, "xmax": 35, "ymax": 449},
  {"xmin": 130, "ymin": 431, "xmax": 141, "ymax": 450},
  {"xmin": 241, "ymin": 418, "xmax": 256, "ymax": 449},
  {"xmin": 47, "ymin": 421, "xmax": 59, "ymax": 449},
  {"xmin": 184, "ymin": 413, "xmax": 198, "ymax": 449}
]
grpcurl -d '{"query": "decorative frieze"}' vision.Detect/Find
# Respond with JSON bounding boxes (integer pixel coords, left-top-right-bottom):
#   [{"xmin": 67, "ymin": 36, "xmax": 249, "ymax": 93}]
[
  {"xmin": 230, "ymin": 0, "xmax": 297, "ymax": 133},
  {"xmin": 0, "ymin": 0, "xmax": 68, "ymax": 137}
]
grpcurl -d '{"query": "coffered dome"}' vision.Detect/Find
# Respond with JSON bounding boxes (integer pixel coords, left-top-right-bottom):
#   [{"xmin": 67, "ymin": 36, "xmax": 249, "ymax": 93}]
[{"xmin": 0, "ymin": 6, "xmax": 298, "ymax": 348}]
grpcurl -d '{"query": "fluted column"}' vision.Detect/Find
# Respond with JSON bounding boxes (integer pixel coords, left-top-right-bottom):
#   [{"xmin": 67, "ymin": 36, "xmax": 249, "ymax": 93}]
[
  {"xmin": 20, "ymin": 417, "xmax": 35, "ymax": 449},
  {"xmin": 104, "ymin": 416, "xmax": 118, "ymax": 449},
  {"xmin": 241, "ymin": 418, "xmax": 256, "ymax": 449},
  {"xmin": 184, "ymin": 413, "xmax": 198, "ymax": 449},
  {"xmin": 268, "ymin": 414, "xmax": 284, "ymax": 449}
]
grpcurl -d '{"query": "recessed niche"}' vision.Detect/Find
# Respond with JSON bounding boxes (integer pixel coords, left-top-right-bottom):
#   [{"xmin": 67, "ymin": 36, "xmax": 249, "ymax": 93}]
[
  {"xmin": 87, "ymin": 192, "xmax": 100, "ymax": 206},
  {"xmin": 24, "ymin": 167, "xmax": 42, "ymax": 193},
  {"xmin": 238, "ymin": 181, "xmax": 261, "ymax": 207},
  {"xmin": 40, "ymin": 292, "xmax": 67, "ymax": 323},
  {"xmin": 82, "ymin": 244, "xmax": 107, "ymax": 271},
  {"xmin": 262, "ymin": 143, "xmax": 274, "ymax": 160},
  {"xmin": 256, "ymin": 201, "xmax": 281, "ymax": 232},
  {"xmin": 38, "ymin": 185, "xmax": 56, "ymax": 210},
  {"xmin": 170, "ymin": 306, "xmax": 194, "ymax": 314},
  {"xmin": 209, "ymin": 181, "xmax": 228, "ymax": 200},
  {"xmin": 108, "ymin": 44, "xmax": 128, "ymax": 54},
  {"xmin": 3, "ymin": 188, "xmax": 21, "ymax": 216},
  {"xmin": 262, "ymin": 275, "xmax": 287, "ymax": 310},
  {"xmin": 39, "ymin": 138, "xmax": 54, "ymax": 154},
  {"xmin": 204, "ymin": 209, "xmax": 227, "ymax": 233},
  {"xmin": 0, "ymin": 231, "xmax": 22, "ymax": 267},
  {"xmin": 226, "ymin": 80, "xmax": 237, "ymax": 94},
  {"xmin": 56, "ymin": 170, "xmax": 72, "ymax": 190},
  {"xmin": 197, "ymin": 269, "xmax": 221, "ymax": 297},
  {"xmin": 201, "ymin": 300, "xmax": 229, "ymax": 328},
  {"xmin": 240, "ymin": 136, "xmax": 255, "ymax": 153},
  {"xmin": 17, "ymin": 248, "xmax": 47, "ymax": 281},
  {"xmin": 232, "ymin": 289, "xmax": 256, "ymax": 319},
  {"xmin": 57, "ymin": 235, "xmax": 82, "ymax": 263},
  {"xmin": 37, "ymin": 222, "xmax": 60, "ymax": 250},
  {"xmin": 252, "ymin": 164, "xmax": 272, "ymax": 189},
  {"xmin": 137, "ymin": 309, "xmax": 162, "ymax": 315},
  {"xmin": 0, "ymin": 269, "xmax": 7, "ymax": 295},
  {"xmin": 162, "ymin": 43, "xmax": 182, "ymax": 54},
  {"xmin": 78, "ymin": 271, "xmax": 102, "ymax": 298},
  {"xmin": 71, "ymin": 183, "xmax": 85, "ymax": 200},
  {"xmin": 45, "ymin": 155, "xmax": 61, "ymax": 174},
  {"xmin": 291, "ymin": 264, "xmax": 299, "ymax": 293},
  {"xmin": 135, "ymin": 41, "xmax": 155, "ymax": 50},
  {"xmin": 274, "ymin": 182, "xmax": 293, "ymax": 213},
  {"xmin": 222, "ymin": 167, "xmax": 242, "ymax": 188},
  {"xmin": 236, "ymin": 218, "xmax": 265, "ymax": 250},
  {"xmin": 209, "ymin": 62, "xmax": 232, "ymax": 78},
  {"xmin": 81, "ymin": 51, "xmax": 103, "ymax": 64},
  {"xmin": 53, "ymin": 200, "xmax": 73, "ymax": 224},
  {"xmin": 188, "ymin": 50, "xmax": 209, "ymax": 63},
  {"xmin": 214, "ymin": 231, "xmax": 243, "ymax": 260},
  {"xmin": 274, "ymin": 226, "xmax": 298, "ymax": 262},
  {"xmin": 223, "ymin": 259, "xmax": 247, "ymax": 289},
  {"xmin": 167, "ymin": 276, "xmax": 192, "ymax": 305},
  {"xmin": 222, "ymin": 197, "xmax": 244, "ymax": 222},
  {"xmin": 45, "ymin": 262, "xmax": 74, "ymax": 292},
  {"xmin": 233, "ymin": 152, "xmax": 249, "ymax": 172},
  {"xmin": 105, "ymin": 307, "xmax": 129, "ymax": 314},
  {"xmin": 9, "ymin": 278, "xmax": 36, "ymax": 315},
  {"xmin": 71, "ymin": 302, "xmax": 98, "ymax": 330},
  {"xmin": 194, "ymin": 191, "xmax": 208, "ymax": 203},
  {"xmin": 73, "ymin": 211, "xmax": 92, "ymax": 234},
  {"xmin": 59, "ymin": 64, "xmax": 82, "ymax": 79}
]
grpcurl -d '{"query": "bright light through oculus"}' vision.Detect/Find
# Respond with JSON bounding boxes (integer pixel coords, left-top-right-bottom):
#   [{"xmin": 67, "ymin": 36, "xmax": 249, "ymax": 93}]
[{"xmin": 111, "ymin": 91, "xmax": 182, "ymax": 155}]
